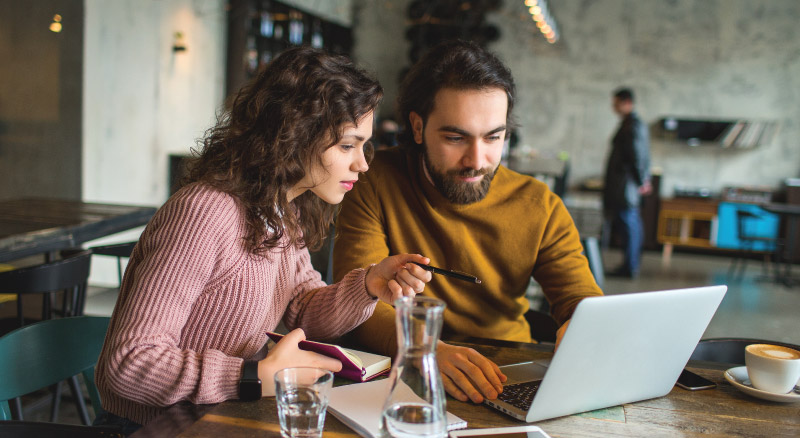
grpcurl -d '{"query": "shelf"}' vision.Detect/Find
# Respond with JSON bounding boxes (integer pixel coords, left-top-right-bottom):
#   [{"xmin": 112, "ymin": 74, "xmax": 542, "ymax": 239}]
[
  {"xmin": 226, "ymin": 0, "xmax": 353, "ymax": 98},
  {"xmin": 657, "ymin": 117, "xmax": 779, "ymax": 149}
]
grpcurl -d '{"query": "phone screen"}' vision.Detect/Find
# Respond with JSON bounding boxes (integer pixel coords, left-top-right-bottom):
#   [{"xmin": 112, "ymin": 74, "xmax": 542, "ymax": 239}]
[
  {"xmin": 455, "ymin": 434, "xmax": 548, "ymax": 438},
  {"xmin": 677, "ymin": 369, "xmax": 716, "ymax": 390}
]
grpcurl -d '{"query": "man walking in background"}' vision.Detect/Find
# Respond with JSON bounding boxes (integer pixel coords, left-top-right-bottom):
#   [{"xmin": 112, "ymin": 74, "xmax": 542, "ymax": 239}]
[{"xmin": 603, "ymin": 87, "xmax": 651, "ymax": 278}]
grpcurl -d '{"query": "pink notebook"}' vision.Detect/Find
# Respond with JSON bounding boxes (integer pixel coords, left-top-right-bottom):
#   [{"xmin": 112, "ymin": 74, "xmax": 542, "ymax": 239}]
[{"xmin": 266, "ymin": 332, "xmax": 391, "ymax": 382}]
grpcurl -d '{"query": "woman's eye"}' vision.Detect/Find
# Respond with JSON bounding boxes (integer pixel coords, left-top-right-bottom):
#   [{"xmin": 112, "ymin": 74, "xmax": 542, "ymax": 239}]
[{"xmin": 339, "ymin": 144, "xmax": 355, "ymax": 151}]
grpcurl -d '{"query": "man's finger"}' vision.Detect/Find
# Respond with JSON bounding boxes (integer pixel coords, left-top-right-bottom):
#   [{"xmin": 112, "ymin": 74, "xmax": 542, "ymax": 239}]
[
  {"xmin": 441, "ymin": 373, "xmax": 468, "ymax": 402},
  {"xmin": 442, "ymin": 362, "xmax": 484, "ymax": 403},
  {"xmin": 466, "ymin": 349, "xmax": 505, "ymax": 393}
]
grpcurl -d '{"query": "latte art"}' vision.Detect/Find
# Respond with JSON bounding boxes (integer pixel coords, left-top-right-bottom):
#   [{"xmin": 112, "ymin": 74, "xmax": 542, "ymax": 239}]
[{"xmin": 746, "ymin": 344, "xmax": 800, "ymax": 360}]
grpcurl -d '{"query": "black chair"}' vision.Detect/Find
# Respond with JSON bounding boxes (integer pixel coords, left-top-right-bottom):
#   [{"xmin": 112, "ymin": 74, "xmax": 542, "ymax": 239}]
[
  {"xmin": 690, "ymin": 338, "xmax": 800, "ymax": 365},
  {"xmin": 0, "ymin": 250, "xmax": 92, "ymax": 422},
  {"xmin": 89, "ymin": 242, "xmax": 137, "ymax": 287},
  {"xmin": 0, "ymin": 250, "xmax": 92, "ymax": 334},
  {"xmin": 728, "ymin": 210, "xmax": 780, "ymax": 279},
  {"xmin": 0, "ymin": 421, "xmax": 123, "ymax": 438},
  {"xmin": 524, "ymin": 309, "xmax": 560, "ymax": 344}
]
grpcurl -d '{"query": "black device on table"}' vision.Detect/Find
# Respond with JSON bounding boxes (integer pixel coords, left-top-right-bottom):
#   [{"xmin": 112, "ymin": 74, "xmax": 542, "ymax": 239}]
[{"xmin": 676, "ymin": 369, "xmax": 716, "ymax": 390}]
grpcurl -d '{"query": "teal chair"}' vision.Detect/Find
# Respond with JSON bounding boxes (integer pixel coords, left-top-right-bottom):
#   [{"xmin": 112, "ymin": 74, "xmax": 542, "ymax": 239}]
[{"xmin": 0, "ymin": 316, "xmax": 110, "ymax": 424}]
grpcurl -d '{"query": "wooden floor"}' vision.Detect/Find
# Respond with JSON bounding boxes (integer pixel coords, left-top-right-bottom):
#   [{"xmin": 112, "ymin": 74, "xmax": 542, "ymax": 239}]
[{"xmin": 4, "ymin": 248, "xmax": 799, "ymax": 425}]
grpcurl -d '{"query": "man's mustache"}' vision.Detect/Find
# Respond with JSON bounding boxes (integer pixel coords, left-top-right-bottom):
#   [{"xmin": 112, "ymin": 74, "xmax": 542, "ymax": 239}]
[{"xmin": 447, "ymin": 167, "xmax": 492, "ymax": 178}]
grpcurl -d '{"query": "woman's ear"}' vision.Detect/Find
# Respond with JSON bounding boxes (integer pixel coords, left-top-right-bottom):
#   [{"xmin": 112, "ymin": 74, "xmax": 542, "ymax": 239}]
[{"xmin": 409, "ymin": 112, "xmax": 424, "ymax": 144}]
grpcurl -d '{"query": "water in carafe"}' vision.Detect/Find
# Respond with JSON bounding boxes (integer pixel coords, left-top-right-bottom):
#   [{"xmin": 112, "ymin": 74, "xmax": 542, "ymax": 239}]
[{"xmin": 380, "ymin": 296, "xmax": 447, "ymax": 438}]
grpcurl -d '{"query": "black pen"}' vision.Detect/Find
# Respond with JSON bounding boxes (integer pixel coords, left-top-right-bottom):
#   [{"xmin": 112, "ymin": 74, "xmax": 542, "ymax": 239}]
[{"xmin": 410, "ymin": 262, "xmax": 482, "ymax": 284}]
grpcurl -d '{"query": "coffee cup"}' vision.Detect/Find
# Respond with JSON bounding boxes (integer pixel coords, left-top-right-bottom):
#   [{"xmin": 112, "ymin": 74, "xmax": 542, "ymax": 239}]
[{"xmin": 744, "ymin": 344, "xmax": 800, "ymax": 394}]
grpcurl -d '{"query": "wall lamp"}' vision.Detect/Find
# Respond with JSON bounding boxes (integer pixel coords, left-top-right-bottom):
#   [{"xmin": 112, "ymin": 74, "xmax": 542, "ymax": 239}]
[{"xmin": 173, "ymin": 32, "xmax": 187, "ymax": 52}]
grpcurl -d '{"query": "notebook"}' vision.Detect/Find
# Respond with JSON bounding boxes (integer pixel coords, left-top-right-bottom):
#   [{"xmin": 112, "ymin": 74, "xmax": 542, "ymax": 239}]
[
  {"xmin": 327, "ymin": 378, "xmax": 467, "ymax": 438},
  {"xmin": 266, "ymin": 332, "xmax": 391, "ymax": 382},
  {"xmin": 486, "ymin": 285, "xmax": 727, "ymax": 422}
]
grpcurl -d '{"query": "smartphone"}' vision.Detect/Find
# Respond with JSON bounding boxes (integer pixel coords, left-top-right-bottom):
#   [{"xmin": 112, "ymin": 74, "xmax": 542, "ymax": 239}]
[
  {"xmin": 676, "ymin": 369, "xmax": 716, "ymax": 390},
  {"xmin": 450, "ymin": 425, "xmax": 552, "ymax": 438}
]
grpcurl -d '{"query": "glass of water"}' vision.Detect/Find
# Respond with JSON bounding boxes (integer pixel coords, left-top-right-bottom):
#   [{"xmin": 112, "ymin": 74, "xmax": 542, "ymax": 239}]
[{"xmin": 274, "ymin": 367, "xmax": 334, "ymax": 438}]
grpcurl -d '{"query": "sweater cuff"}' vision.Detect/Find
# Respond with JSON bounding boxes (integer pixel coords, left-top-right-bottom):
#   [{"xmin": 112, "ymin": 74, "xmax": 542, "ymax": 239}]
[
  {"xmin": 201, "ymin": 355, "xmax": 245, "ymax": 403},
  {"xmin": 363, "ymin": 264, "xmax": 378, "ymax": 301},
  {"xmin": 343, "ymin": 267, "xmax": 378, "ymax": 306}
]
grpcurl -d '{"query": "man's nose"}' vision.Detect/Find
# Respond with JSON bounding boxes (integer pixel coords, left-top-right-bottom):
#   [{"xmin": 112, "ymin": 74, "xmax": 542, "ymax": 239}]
[{"xmin": 461, "ymin": 140, "xmax": 485, "ymax": 170}]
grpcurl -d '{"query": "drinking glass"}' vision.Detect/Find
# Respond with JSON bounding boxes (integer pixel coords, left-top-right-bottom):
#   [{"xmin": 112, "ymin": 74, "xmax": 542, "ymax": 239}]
[{"xmin": 274, "ymin": 367, "xmax": 334, "ymax": 438}]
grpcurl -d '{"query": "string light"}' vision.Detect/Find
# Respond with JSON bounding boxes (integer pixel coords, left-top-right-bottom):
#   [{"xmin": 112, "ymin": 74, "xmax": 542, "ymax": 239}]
[
  {"xmin": 50, "ymin": 14, "xmax": 62, "ymax": 33},
  {"xmin": 523, "ymin": 0, "xmax": 558, "ymax": 43}
]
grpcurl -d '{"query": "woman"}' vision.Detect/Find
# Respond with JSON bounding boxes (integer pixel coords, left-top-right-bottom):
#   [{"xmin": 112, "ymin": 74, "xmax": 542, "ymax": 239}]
[{"xmin": 94, "ymin": 47, "xmax": 432, "ymax": 433}]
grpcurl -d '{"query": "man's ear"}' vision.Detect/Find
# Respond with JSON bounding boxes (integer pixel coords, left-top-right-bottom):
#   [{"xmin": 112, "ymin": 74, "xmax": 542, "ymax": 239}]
[{"xmin": 409, "ymin": 111, "xmax": 424, "ymax": 144}]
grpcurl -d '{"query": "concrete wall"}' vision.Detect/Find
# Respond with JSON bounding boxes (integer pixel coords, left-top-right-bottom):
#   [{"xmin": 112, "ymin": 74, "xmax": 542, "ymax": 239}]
[
  {"xmin": 83, "ymin": 0, "xmax": 227, "ymax": 284},
  {"xmin": 353, "ymin": 0, "xmax": 800, "ymax": 195},
  {"xmin": 0, "ymin": 0, "xmax": 84, "ymax": 201}
]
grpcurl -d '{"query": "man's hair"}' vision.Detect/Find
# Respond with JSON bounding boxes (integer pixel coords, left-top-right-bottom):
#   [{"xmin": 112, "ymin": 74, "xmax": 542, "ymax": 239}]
[
  {"xmin": 187, "ymin": 46, "xmax": 382, "ymax": 253},
  {"xmin": 613, "ymin": 87, "xmax": 635, "ymax": 102},
  {"xmin": 397, "ymin": 40, "xmax": 516, "ymax": 148}
]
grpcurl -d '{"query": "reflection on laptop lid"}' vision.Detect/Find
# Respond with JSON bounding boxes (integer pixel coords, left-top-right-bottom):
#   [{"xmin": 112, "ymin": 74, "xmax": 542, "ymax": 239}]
[{"xmin": 486, "ymin": 285, "xmax": 727, "ymax": 423}]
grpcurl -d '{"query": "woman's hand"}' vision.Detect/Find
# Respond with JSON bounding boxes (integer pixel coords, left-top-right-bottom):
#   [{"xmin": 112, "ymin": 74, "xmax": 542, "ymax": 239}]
[
  {"xmin": 365, "ymin": 254, "xmax": 433, "ymax": 304},
  {"xmin": 257, "ymin": 328, "xmax": 342, "ymax": 396}
]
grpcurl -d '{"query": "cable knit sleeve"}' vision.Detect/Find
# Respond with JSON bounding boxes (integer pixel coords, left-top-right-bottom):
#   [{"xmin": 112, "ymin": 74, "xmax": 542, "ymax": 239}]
[
  {"xmin": 281, "ymin": 246, "xmax": 378, "ymax": 342},
  {"xmin": 99, "ymin": 186, "xmax": 244, "ymax": 407}
]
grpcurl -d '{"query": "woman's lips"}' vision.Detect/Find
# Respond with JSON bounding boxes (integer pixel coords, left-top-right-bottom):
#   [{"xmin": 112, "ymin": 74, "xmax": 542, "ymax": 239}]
[{"xmin": 340, "ymin": 180, "xmax": 356, "ymax": 190}]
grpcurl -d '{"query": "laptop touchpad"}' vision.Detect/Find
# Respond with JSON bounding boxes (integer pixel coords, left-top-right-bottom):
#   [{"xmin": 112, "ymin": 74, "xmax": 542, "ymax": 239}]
[{"xmin": 500, "ymin": 361, "xmax": 547, "ymax": 384}]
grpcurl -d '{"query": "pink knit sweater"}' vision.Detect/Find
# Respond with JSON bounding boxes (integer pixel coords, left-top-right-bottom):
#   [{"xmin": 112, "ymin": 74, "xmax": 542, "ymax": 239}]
[{"xmin": 95, "ymin": 183, "xmax": 376, "ymax": 425}]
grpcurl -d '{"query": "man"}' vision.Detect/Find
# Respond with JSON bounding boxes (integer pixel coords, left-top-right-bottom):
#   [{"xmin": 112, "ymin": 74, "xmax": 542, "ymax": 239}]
[
  {"xmin": 603, "ymin": 87, "xmax": 651, "ymax": 278},
  {"xmin": 333, "ymin": 40, "xmax": 603, "ymax": 404}
]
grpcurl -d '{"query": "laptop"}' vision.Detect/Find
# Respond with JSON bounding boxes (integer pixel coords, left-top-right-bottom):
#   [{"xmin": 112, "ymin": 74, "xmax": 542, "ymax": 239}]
[{"xmin": 486, "ymin": 285, "xmax": 727, "ymax": 422}]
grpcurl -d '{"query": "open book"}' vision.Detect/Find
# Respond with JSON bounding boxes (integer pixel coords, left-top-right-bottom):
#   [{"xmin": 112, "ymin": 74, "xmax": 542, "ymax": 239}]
[
  {"xmin": 327, "ymin": 378, "xmax": 467, "ymax": 438},
  {"xmin": 266, "ymin": 332, "xmax": 391, "ymax": 382}
]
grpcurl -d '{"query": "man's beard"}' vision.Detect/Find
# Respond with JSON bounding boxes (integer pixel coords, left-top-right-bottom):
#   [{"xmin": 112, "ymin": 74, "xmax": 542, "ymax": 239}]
[{"xmin": 423, "ymin": 146, "xmax": 497, "ymax": 205}]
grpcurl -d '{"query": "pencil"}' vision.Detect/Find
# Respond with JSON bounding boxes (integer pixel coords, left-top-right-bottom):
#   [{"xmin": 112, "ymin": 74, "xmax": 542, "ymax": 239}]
[{"xmin": 410, "ymin": 262, "xmax": 482, "ymax": 284}]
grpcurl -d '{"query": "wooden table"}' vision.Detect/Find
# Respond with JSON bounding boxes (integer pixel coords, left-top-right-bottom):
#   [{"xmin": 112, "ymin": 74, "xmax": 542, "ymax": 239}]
[
  {"xmin": 0, "ymin": 198, "xmax": 157, "ymax": 263},
  {"xmin": 130, "ymin": 338, "xmax": 800, "ymax": 438}
]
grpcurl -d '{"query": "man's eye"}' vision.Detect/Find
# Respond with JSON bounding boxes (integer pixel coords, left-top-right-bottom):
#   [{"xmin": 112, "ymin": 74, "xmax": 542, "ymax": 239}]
[
  {"xmin": 445, "ymin": 136, "xmax": 463, "ymax": 142},
  {"xmin": 487, "ymin": 135, "xmax": 502, "ymax": 141}
]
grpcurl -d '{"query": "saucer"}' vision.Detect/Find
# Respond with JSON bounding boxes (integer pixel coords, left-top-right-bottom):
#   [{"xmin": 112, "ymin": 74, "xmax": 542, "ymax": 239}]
[{"xmin": 724, "ymin": 366, "xmax": 800, "ymax": 403}]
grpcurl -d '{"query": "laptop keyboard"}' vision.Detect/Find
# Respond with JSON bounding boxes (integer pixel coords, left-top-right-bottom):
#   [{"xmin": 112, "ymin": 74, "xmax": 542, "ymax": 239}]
[{"xmin": 497, "ymin": 380, "xmax": 542, "ymax": 410}]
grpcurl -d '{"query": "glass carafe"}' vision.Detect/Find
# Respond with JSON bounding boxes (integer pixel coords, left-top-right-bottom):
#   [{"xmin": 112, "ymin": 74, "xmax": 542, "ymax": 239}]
[{"xmin": 380, "ymin": 296, "xmax": 447, "ymax": 438}]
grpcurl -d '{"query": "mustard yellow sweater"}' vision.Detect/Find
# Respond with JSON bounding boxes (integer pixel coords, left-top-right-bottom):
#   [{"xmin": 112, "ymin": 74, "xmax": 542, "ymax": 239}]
[{"xmin": 334, "ymin": 148, "xmax": 602, "ymax": 355}]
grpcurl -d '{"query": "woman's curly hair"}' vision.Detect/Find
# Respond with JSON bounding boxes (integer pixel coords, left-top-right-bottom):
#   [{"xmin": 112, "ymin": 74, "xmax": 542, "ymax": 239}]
[{"xmin": 186, "ymin": 47, "xmax": 383, "ymax": 254}]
